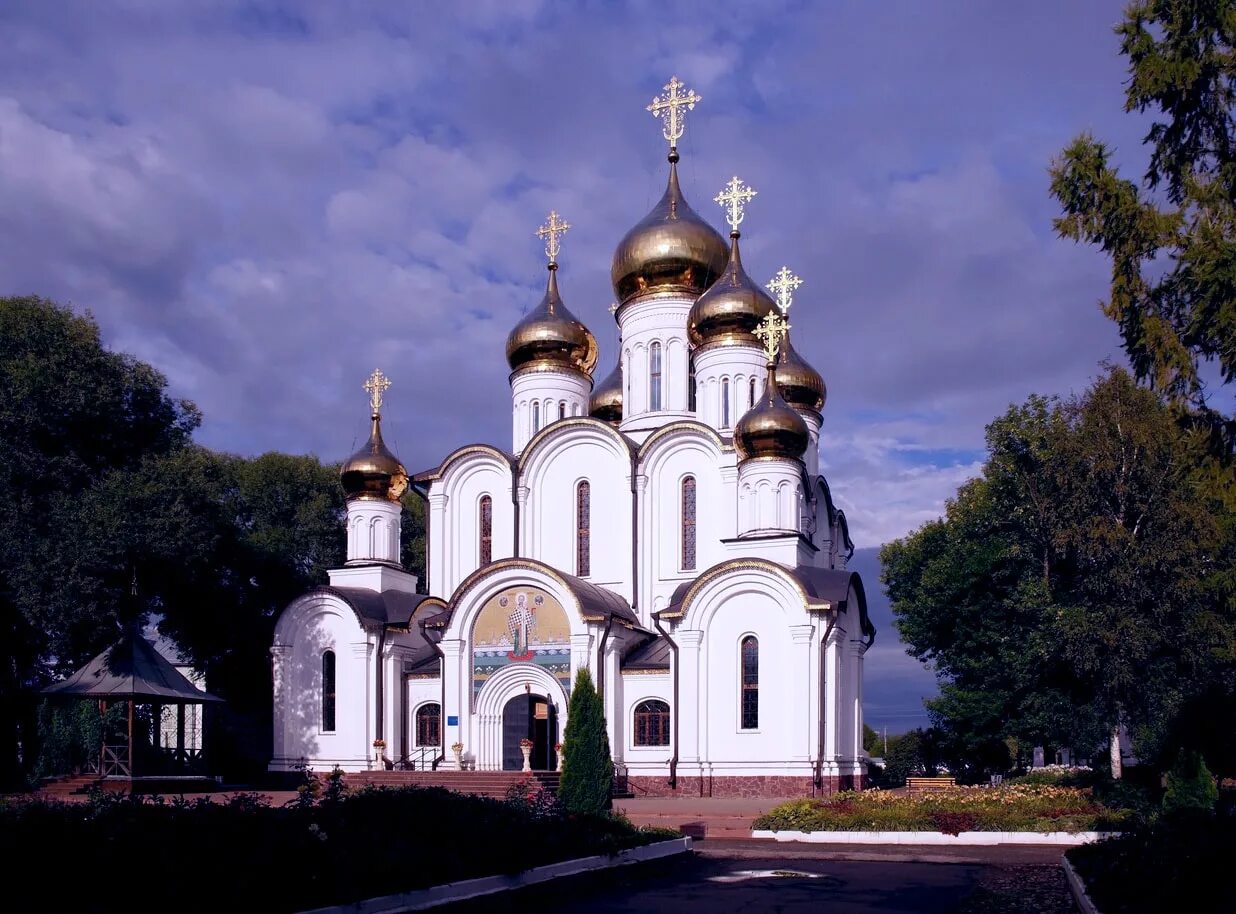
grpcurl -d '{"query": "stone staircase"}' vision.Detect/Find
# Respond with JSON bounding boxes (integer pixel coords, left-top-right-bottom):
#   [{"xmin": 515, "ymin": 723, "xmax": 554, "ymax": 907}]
[
  {"xmin": 344, "ymin": 769, "xmax": 560, "ymax": 799},
  {"xmin": 39, "ymin": 774, "xmax": 103, "ymax": 799}
]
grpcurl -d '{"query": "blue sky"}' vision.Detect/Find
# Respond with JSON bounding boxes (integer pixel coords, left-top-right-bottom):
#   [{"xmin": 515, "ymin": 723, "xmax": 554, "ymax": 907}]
[{"xmin": 0, "ymin": 0, "xmax": 1147, "ymax": 730}]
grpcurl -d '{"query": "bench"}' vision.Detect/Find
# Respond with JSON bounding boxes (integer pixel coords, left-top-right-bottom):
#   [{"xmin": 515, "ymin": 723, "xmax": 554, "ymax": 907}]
[{"xmin": 906, "ymin": 776, "xmax": 956, "ymax": 791}]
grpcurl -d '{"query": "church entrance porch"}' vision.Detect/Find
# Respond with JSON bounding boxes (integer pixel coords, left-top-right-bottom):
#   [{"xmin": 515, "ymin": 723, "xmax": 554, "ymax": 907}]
[{"xmin": 501, "ymin": 692, "xmax": 558, "ymax": 771}]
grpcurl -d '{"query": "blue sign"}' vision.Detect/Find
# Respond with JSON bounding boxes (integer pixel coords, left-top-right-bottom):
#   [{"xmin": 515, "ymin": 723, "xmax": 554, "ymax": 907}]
[{"xmin": 447, "ymin": 715, "xmax": 459, "ymax": 726}]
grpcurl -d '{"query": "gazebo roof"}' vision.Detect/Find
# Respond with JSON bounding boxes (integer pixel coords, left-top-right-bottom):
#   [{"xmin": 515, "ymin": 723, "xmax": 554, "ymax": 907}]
[{"xmin": 43, "ymin": 630, "xmax": 222, "ymax": 703}]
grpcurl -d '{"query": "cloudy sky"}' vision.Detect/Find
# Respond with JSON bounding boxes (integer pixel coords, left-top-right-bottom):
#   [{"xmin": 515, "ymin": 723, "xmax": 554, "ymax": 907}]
[{"xmin": 1, "ymin": 1, "xmax": 1145, "ymax": 730}]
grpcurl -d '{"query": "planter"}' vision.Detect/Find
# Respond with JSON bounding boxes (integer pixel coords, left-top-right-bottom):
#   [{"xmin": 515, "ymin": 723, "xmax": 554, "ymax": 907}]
[
  {"xmin": 520, "ymin": 744, "xmax": 532, "ymax": 772},
  {"xmin": 452, "ymin": 746, "xmax": 464, "ymax": 769}
]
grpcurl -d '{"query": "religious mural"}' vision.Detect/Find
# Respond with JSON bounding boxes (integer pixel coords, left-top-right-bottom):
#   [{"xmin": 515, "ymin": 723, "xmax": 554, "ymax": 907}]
[{"xmin": 471, "ymin": 586, "xmax": 571, "ymax": 701}]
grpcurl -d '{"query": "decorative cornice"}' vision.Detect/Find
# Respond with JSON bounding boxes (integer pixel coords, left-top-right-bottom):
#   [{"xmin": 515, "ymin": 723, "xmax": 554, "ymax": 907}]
[
  {"xmin": 518, "ymin": 415, "xmax": 638, "ymax": 476},
  {"xmin": 665, "ymin": 557, "xmax": 836, "ymax": 624},
  {"xmin": 637, "ymin": 420, "xmax": 726, "ymax": 461},
  {"xmin": 414, "ymin": 443, "xmax": 517, "ymax": 484}
]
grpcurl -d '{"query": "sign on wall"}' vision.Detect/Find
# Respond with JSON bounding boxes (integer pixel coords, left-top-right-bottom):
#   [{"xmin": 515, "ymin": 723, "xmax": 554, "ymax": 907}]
[{"xmin": 472, "ymin": 586, "xmax": 571, "ymax": 701}]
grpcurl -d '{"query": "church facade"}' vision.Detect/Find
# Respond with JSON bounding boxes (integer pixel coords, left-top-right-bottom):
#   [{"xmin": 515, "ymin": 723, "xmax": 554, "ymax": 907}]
[{"xmin": 270, "ymin": 78, "xmax": 873, "ymax": 797}]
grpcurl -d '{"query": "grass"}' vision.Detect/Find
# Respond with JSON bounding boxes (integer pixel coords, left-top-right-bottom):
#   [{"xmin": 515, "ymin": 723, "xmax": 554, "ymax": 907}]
[{"xmin": 753, "ymin": 784, "xmax": 1133, "ymax": 834}]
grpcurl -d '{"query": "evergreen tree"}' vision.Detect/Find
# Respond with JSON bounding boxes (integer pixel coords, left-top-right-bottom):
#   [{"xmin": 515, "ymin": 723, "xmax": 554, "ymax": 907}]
[
  {"xmin": 1163, "ymin": 750, "xmax": 1219, "ymax": 814},
  {"xmin": 558, "ymin": 667, "xmax": 612, "ymax": 815}
]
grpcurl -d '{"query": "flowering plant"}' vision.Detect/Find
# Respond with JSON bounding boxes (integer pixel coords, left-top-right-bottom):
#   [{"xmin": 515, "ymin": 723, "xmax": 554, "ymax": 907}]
[
  {"xmin": 372, "ymin": 739, "xmax": 386, "ymax": 749},
  {"xmin": 519, "ymin": 738, "xmax": 534, "ymax": 749},
  {"xmin": 451, "ymin": 742, "xmax": 464, "ymax": 752},
  {"xmin": 554, "ymin": 742, "xmax": 564, "ymax": 752}
]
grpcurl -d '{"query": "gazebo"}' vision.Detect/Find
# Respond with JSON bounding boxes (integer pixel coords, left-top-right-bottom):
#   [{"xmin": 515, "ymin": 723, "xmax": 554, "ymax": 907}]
[{"xmin": 43, "ymin": 629, "xmax": 222, "ymax": 780}]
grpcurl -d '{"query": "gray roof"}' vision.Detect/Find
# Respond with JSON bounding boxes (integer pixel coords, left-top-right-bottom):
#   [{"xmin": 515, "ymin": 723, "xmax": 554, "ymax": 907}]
[
  {"xmin": 315, "ymin": 586, "xmax": 443, "ymax": 629},
  {"xmin": 44, "ymin": 631, "xmax": 222, "ymax": 703},
  {"xmin": 622, "ymin": 636, "xmax": 672, "ymax": 671}
]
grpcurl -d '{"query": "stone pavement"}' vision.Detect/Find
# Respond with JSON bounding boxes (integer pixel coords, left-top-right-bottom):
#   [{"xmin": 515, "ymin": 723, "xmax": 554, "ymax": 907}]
[{"xmin": 616, "ymin": 796, "xmax": 773, "ymax": 839}]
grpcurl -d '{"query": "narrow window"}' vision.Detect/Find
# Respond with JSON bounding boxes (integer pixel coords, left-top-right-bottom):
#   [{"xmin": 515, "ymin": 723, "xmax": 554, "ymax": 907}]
[
  {"xmin": 479, "ymin": 495, "xmax": 492, "ymax": 566},
  {"xmin": 722, "ymin": 378, "xmax": 731, "ymax": 427},
  {"xmin": 416, "ymin": 703, "xmax": 441, "ymax": 746},
  {"xmin": 532, "ymin": 401, "xmax": 540, "ymax": 433},
  {"xmin": 681, "ymin": 476, "xmax": 697, "ymax": 571},
  {"xmin": 749, "ymin": 376, "xmax": 757, "ymax": 408},
  {"xmin": 559, "ymin": 400, "xmax": 566, "ymax": 420},
  {"xmin": 321, "ymin": 650, "xmax": 336, "ymax": 732},
  {"xmin": 688, "ymin": 360, "xmax": 697, "ymax": 412},
  {"xmin": 576, "ymin": 480, "xmax": 591, "ymax": 576},
  {"xmin": 650, "ymin": 342, "xmax": 662, "ymax": 411},
  {"xmin": 634, "ymin": 699, "xmax": 671, "ymax": 746},
  {"xmin": 740, "ymin": 636, "xmax": 758, "ymax": 729}
]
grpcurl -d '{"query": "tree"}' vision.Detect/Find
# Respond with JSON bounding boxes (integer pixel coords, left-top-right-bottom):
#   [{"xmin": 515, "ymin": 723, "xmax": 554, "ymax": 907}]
[
  {"xmin": 558, "ymin": 667, "xmax": 612, "ymax": 815},
  {"xmin": 1050, "ymin": 0, "xmax": 1235, "ymax": 454},
  {"xmin": 883, "ymin": 368, "xmax": 1230, "ymax": 778}
]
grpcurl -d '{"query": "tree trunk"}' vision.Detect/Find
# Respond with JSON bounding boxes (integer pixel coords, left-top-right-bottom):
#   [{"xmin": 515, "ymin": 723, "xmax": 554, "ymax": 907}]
[{"xmin": 1109, "ymin": 723, "xmax": 1123, "ymax": 780}]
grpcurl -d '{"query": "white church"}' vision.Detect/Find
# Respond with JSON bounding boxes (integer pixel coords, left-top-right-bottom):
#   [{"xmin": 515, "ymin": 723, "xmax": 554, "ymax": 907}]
[{"xmin": 271, "ymin": 78, "xmax": 874, "ymax": 797}]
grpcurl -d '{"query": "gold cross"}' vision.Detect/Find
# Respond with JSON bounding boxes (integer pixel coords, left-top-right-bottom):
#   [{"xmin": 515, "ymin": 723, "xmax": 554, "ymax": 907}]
[
  {"xmin": 767, "ymin": 266, "xmax": 803, "ymax": 313},
  {"xmin": 647, "ymin": 76, "xmax": 701, "ymax": 148},
  {"xmin": 536, "ymin": 210, "xmax": 571, "ymax": 264},
  {"xmin": 608, "ymin": 302, "xmax": 619, "ymax": 315},
  {"xmin": 754, "ymin": 311, "xmax": 789, "ymax": 362},
  {"xmin": 364, "ymin": 368, "xmax": 391, "ymax": 414},
  {"xmin": 715, "ymin": 176, "xmax": 757, "ymax": 232}
]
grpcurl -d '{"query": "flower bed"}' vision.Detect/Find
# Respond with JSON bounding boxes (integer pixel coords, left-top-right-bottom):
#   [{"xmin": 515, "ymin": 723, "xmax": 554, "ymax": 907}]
[
  {"xmin": 0, "ymin": 780, "xmax": 675, "ymax": 914},
  {"xmin": 754, "ymin": 785, "xmax": 1132, "ymax": 834}
]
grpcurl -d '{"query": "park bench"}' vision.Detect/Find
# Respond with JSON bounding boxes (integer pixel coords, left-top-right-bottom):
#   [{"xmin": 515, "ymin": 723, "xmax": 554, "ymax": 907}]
[{"xmin": 906, "ymin": 776, "xmax": 956, "ymax": 791}]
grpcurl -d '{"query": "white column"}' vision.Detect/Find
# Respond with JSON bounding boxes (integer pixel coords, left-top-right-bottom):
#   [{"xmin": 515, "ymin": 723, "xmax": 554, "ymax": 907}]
[
  {"xmin": 634, "ymin": 472, "xmax": 650, "ymax": 624},
  {"xmin": 428, "ymin": 491, "xmax": 446, "ymax": 592},
  {"xmin": 823, "ymin": 627, "xmax": 840, "ymax": 760},
  {"xmin": 789, "ymin": 625, "xmax": 814, "ymax": 762},
  {"xmin": 440, "ymin": 639, "xmax": 465, "ymax": 769},
  {"xmin": 269, "ymin": 644, "xmax": 291, "ymax": 768},
  {"xmin": 570, "ymin": 632, "xmax": 594, "ymax": 675},
  {"xmin": 352, "ymin": 640, "xmax": 374, "ymax": 769},
  {"xmin": 676, "ymin": 630, "xmax": 704, "ymax": 764}
]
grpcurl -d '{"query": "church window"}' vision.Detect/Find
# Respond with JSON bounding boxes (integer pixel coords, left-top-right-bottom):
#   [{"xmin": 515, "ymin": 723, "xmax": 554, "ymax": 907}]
[
  {"xmin": 532, "ymin": 401, "xmax": 540, "ymax": 433},
  {"xmin": 749, "ymin": 376, "xmax": 757, "ymax": 407},
  {"xmin": 681, "ymin": 476, "xmax": 697, "ymax": 570},
  {"xmin": 479, "ymin": 495, "xmax": 492, "ymax": 566},
  {"xmin": 740, "ymin": 636, "xmax": 758, "ymax": 729},
  {"xmin": 415, "ymin": 703, "xmax": 441, "ymax": 747},
  {"xmin": 559, "ymin": 400, "xmax": 566, "ymax": 420},
  {"xmin": 576, "ymin": 480, "xmax": 591, "ymax": 576},
  {"xmin": 634, "ymin": 699, "xmax": 670, "ymax": 746},
  {"xmin": 321, "ymin": 650, "xmax": 336, "ymax": 732},
  {"xmin": 722, "ymin": 378, "xmax": 731, "ymax": 427},
  {"xmin": 650, "ymin": 342, "xmax": 662, "ymax": 411},
  {"xmin": 688, "ymin": 361, "xmax": 697, "ymax": 412}
]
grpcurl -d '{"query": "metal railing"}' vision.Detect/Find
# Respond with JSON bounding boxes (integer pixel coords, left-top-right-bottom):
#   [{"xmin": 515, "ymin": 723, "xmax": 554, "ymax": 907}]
[{"xmin": 395, "ymin": 746, "xmax": 438, "ymax": 771}]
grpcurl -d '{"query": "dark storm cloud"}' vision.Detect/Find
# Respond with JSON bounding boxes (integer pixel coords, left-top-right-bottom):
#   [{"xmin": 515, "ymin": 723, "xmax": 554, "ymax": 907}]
[{"xmin": 1, "ymin": 0, "xmax": 1137, "ymax": 536}]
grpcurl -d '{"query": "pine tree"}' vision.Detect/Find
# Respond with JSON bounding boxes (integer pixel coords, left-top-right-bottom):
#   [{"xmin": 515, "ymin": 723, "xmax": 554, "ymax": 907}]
[{"xmin": 558, "ymin": 667, "xmax": 612, "ymax": 815}]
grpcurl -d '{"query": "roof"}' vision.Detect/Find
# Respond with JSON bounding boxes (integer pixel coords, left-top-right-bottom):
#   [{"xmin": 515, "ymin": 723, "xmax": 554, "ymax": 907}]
[
  {"xmin": 314, "ymin": 586, "xmax": 444, "ymax": 629},
  {"xmin": 621, "ymin": 635, "xmax": 672, "ymax": 671},
  {"xmin": 44, "ymin": 631, "xmax": 222, "ymax": 703}
]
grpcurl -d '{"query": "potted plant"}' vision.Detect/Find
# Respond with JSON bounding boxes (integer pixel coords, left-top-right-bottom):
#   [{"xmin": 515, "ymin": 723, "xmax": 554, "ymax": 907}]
[
  {"xmin": 451, "ymin": 741, "xmax": 464, "ymax": 768},
  {"xmin": 519, "ymin": 737, "xmax": 534, "ymax": 772},
  {"xmin": 554, "ymin": 741, "xmax": 564, "ymax": 771},
  {"xmin": 372, "ymin": 738, "xmax": 386, "ymax": 768}
]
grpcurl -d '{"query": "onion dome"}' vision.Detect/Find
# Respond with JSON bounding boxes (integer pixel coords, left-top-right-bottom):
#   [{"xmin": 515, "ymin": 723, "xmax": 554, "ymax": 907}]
[
  {"xmin": 589, "ymin": 358, "xmax": 623, "ymax": 425},
  {"xmin": 341, "ymin": 412, "xmax": 408, "ymax": 502},
  {"xmin": 735, "ymin": 363, "xmax": 810, "ymax": 462},
  {"xmin": 506, "ymin": 264, "xmax": 598, "ymax": 375},
  {"xmin": 611, "ymin": 150, "xmax": 729, "ymax": 306},
  {"xmin": 687, "ymin": 231, "xmax": 777, "ymax": 348},
  {"xmin": 775, "ymin": 331, "xmax": 826, "ymax": 414}
]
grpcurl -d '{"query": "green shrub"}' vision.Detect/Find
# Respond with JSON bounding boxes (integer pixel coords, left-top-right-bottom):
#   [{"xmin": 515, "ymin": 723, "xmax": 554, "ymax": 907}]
[
  {"xmin": 558, "ymin": 667, "xmax": 612, "ymax": 816},
  {"xmin": 1163, "ymin": 750, "xmax": 1218, "ymax": 815}
]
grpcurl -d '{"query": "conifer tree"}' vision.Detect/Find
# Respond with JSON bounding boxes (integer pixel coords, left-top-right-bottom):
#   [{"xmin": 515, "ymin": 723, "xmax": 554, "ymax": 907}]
[{"xmin": 558, "ymin": 667, "xmax": 612, "ymax": 815}]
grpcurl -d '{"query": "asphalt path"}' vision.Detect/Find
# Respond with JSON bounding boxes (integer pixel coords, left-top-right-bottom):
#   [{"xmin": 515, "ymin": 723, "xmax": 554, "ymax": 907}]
[{"xmin": 442, "ymin": 845, "xmax": 1065, "ymax": 913}]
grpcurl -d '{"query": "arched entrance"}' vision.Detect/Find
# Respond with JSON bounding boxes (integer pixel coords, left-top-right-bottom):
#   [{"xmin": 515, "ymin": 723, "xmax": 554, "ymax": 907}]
[{"xmin": 501, "ymin": 692, "xmax": 558, "ymax": 771}]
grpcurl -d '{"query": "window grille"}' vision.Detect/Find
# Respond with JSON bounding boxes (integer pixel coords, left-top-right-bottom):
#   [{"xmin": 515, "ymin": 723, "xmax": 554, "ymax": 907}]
[
  {"xmin": 576, "ymin": 480, "xmax": 591, "ymax": 576},
  {"xmin": 682, "ymin": 476, "xmax": 697, "ymax": 570},
  {"xmin": 633, "ymin": 699, "xmax": 670, "ymax": 746},
  {"xmin": 740, "ymin": 636, "xmax": 758, "ymax": 729}
]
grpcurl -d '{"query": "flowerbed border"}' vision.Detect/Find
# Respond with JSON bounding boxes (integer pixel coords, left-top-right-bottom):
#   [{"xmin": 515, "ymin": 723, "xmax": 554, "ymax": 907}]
[
  {"xmin": 1062, "ymin": 857, "xmax": 1103, "ymax": 914},
  {"xmin": 295, "ymin": 837, "xmax": 692, "ymax": 914},
  {"xmin": 751, "ymin": 829, "xmax": 1115, "ymax": 846}
]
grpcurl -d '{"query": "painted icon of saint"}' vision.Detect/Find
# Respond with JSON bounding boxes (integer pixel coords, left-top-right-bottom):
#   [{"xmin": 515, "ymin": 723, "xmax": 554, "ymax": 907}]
[{"xmin": 506, "ymin": 591, "xmax": 537, "ymax": 660}]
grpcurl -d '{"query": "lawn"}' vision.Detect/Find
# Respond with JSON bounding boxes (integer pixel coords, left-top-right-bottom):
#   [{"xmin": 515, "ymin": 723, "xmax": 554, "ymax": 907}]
[
  {"xmin": 754, "ymin": 785, "xmax": 1132, "ymax": 834},
  {"xmin": 0, "ymin": 776, "xmax": 674, "ymax": 914}
]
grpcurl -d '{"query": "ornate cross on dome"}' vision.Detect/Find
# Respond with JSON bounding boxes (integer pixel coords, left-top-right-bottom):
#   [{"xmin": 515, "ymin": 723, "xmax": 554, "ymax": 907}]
[
  {"xmin": 364, "ymin": 368, "xmax": 391, "ymax": 414},
  {"xmin": 767, "ymin": 266, "xmax": 803, "ymax": 313},
  {"xmin": 754, "ymin": 311, "xmax": 790, "ymax": 362},
  {"xmin": 646, "ymin": 76, "xmax": 701, "ymax": 148},
  {"xmin": 715, "ymin": 176, "xmax": 757, "ymax": 232},
  {"xmin": 537, "ymin": 210, "xmax": 571, "ymax": 264}
]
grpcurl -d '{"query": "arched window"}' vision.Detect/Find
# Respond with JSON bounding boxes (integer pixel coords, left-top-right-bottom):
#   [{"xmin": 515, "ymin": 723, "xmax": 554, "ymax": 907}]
[
  {"xmin": 740, "ymin": 636, "xmax": 758, "ymax": 729},
  {"xmin": 321, "ymin": 650, "xmax": 336, "ymax": 732},
  {"xmin": 559, "ymin": 400, "xmax": 566, "ymax": 420},
  {"xmin": 722, "ymin": 378, "xmax": 731, "ymax": 427},
  {"xmin": 479, "ymin": 495, "xmax": 492, "ymax": 567},
  {"xmin": 415, "ymin": 703, "xmax": 441, "ymax": 747},
  {"xmin": 681, "ymin": 476, "xmax": 697, "ymax": 570},
  {"xmin": 633, "ymin": 699, "xmax": 670, "ymax": 746},
  {"xmin": 576, "ymin": 480, "xmax": 591, "ymax": 576},
  {"xmin": 532, "ymin": 401, "xmax": 540, "ymax": 433},
  {"xmin": 749, "ymin": 376, "xmax": 757, "ymax": 407},
  {"xmin": 688, "ymin": 360, "xmax": 697, "ymax": 412},
  {"xmin": 649, "ymin": 341, "xmax": 663, "ymax": 411}
]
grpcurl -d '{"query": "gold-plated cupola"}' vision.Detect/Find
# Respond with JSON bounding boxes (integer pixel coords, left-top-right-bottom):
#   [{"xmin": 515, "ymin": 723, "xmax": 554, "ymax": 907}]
[
  {"xmin": 340, "ymin": 369, "xmax": 409, "ymax": 502},
  {"xmin": 734, "ymin": 313, "xmax": 809, "ymax": 462},
  {"xmin": 767, "ymin": 267, "xmax": 825, "ymax": 414}
]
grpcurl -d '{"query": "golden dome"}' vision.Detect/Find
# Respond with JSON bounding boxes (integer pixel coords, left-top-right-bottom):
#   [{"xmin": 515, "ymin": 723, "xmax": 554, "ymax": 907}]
[
  {"xmin": 589, "ymin": 358, "xmax": 623, "ymax": 425},
  {"xmin": 506, "ymin": 265, "xmax": 598, "ymax": 375},
  {"xmin": 611, "ymin": 152, "xmax": 729, "ymax": 306},
  {"xmin": 687, "ymin": 233, "xmax": 778, "ymax": 348},
  {"xmin": 341, "ymin": 413, "xmax": 408, "ymax": 502},
  {"xmin": 775, "ymin": 331, "xmax": 826, "ymax": 414},
  {"xmin": 735, "ymin": 365, "xmax": 810, "ymax": 462}
]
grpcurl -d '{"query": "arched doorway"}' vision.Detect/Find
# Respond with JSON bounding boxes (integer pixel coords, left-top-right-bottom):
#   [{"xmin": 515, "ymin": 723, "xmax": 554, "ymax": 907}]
[{"xmin": 501, "ymin": 692, "xmax": 558, "ymax": 771}]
